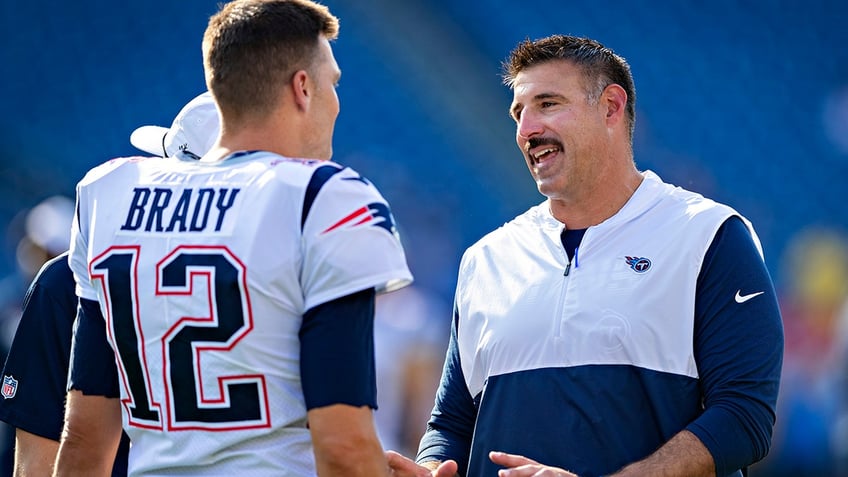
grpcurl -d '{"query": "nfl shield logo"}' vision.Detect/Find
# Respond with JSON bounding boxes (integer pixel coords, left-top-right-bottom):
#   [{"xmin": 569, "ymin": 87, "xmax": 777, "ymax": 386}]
[{"xmin": 2, "ymin": 375, "xmax": 17, "ymax": 399}]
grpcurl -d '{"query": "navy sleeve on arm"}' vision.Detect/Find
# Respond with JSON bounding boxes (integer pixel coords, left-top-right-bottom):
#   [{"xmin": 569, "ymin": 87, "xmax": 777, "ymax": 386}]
[
  {"xmin": 68, "ymin": 298, "xmax": 120, "ymax": 398},
  {"xmin": 686, "ymin": 217, "xmax": 784, "ymax": 475},
  {"xmin": 416, "ymin": 307, "xmax": 476, "ymax": 475},
  {"xmin": 299, "ymin": 288, "xmax": 377, "ymax": 410},
  {"xmin": 0, "ymin": 254, "xmax": 76, "ymax": 440}
]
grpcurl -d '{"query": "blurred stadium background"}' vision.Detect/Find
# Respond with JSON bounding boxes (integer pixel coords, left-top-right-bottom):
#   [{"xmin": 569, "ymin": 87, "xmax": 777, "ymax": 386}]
[{"xmin": 1, "ymin": 0, "xmax": 847, "ymax": 475}]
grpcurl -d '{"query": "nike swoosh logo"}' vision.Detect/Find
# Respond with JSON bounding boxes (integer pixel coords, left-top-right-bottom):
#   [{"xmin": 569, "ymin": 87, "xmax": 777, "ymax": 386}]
[{"xmin": 735, "ymin": 290, "xmax": 764, "ymax": 303}]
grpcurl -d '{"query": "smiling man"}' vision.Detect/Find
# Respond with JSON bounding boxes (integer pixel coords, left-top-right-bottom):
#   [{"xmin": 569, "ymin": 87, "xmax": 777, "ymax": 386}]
[{"xmin": 387, "ymin": 34, "xmax": 784, "ymax": 477}]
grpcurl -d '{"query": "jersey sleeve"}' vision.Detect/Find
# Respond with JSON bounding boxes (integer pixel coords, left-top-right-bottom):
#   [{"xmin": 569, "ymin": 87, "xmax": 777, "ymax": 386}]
[
  {"xmin": 300, "ymin": 167, "xmax": 412, "ymax": 311},
  {"xmin": 68, "ymin": 158, "xmax": 134, "ymax": 301},
  {"xmin": 299, "ymin": 288, "xmax": 377, "ymax": 410},
  {"xmin": 686, "ymin": 216, "xmax": 784, "ymax": 474},
  {"xmin": 0, "ymin": 254, "xmax": 77, "ymax": 440},
  {"xmin": 69, "ymin": 181, "xmax": 96, "ymax": 301}
]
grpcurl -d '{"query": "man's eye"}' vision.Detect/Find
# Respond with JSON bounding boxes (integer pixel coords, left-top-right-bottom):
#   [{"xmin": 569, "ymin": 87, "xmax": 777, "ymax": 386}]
[{"xmin": 541, "ymin": 101, "xmax": 555, "ymax": 108}]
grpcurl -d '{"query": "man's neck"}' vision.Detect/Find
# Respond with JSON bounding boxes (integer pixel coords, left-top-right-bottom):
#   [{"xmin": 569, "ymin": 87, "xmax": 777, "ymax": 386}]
[
  {"xmin": 208, "ymin": 108, "xmax": 308, "ymax": 161},
  {"xmin": 549, "ymin": 168, "xmax": 643, "ymax": 229}
]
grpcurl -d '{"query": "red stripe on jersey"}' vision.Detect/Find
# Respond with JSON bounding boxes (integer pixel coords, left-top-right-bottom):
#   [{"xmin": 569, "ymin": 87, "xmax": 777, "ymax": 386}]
[
  {"xmin": 353, "ymin": 215, "xmax": 373, "ymax": 226},
  {"xmin": 322, "ymin": 206, "xmax": 368, "ymax": 233}
]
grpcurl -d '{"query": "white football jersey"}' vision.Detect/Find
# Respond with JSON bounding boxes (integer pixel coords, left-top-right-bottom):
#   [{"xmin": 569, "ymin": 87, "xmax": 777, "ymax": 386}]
[{"xmin": 69, "ymin": 151, "xmax": 412, "ymax": 476}]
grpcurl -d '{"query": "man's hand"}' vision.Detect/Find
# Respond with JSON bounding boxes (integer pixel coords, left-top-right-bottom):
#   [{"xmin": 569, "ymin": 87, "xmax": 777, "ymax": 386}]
[
  {"xmin": 489, "ymin": 451, "xmax": 578, "ymax": 477},
  {"xmin": 385, "ymin": 450, "xmax": 458, "ymax": 477}
]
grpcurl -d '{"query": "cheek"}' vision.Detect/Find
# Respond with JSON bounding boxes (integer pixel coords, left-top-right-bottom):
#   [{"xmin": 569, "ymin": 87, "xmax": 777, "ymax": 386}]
[
  {"xmin": 515, "ymin": 134, "xmax": 527, "ymax": 156},
  {"xmin": 516, "ymin": 139, "xmax": 533, "ymax": 168},
  {"xmin": 321, "ymin": 91, "xmax": 340, "ymax": 126}
]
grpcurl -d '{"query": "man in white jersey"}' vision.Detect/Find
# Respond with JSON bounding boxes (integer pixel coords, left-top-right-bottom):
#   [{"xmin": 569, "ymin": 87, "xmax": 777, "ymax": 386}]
[
  {"xmin": 55, "ymin": 1, "xmax": 411, "ymax": 475},
  {"xmin": 388, "ymin": 35, "xmax": 783, "ymax": 477}
]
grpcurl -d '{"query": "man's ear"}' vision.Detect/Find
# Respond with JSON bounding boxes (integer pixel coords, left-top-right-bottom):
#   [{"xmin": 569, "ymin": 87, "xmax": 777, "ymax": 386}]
[
  {"xmin": 291, "ymin": 69, "xmax": 310, "ymax": 111},
  {"xmin": 602, "ymin": 83, "xmax": 627, "ymax": 126}
]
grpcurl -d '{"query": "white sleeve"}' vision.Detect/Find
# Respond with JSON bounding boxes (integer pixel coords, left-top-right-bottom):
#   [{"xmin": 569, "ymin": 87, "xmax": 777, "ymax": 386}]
[
  {"xmin": 69, "ymin": 182, "xmax": 96, "ymax": 300},
  {"xmin": 300, "ymin": 169, "xmax": 412, "ymax": 311}
]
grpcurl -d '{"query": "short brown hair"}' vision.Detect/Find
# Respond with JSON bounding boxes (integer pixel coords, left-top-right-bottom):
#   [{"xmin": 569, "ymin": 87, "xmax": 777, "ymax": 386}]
[
  {"xmin": 202, "ymin": 0, "xmax": 339, "ymax": 120},
  {"xmin": 502, "ymin": 35, "xmax": 636, "ymax": 141}
]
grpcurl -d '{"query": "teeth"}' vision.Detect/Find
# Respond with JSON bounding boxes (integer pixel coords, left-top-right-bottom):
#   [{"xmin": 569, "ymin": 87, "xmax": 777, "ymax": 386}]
[{"xmin": 533, "ymin": 147, "xmax": 558, "ymax": 160}]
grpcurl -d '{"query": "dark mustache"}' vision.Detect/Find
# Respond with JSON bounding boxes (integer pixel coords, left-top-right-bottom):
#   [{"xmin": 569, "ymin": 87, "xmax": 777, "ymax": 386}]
[{"xmin": 526, "ymin": 137, "xmax": 563, "ymax": 151}]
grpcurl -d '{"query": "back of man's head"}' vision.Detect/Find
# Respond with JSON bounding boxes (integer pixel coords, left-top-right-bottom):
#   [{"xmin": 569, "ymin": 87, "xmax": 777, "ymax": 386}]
[{"xmin": 202, "ymin": 0, "xmax": 340, "ymax": 122}]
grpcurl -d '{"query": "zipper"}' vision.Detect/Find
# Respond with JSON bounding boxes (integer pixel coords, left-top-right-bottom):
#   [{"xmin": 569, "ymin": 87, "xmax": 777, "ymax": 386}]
[{"xmin": 563, "ymin": 246, "xmax": 579, "ymax": 276}]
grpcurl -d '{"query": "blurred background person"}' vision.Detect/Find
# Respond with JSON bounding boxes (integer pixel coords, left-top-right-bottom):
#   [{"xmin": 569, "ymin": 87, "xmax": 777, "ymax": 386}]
[{"xmin": 0, "ymin": 196, "xmax": 75, "ymax": 336}]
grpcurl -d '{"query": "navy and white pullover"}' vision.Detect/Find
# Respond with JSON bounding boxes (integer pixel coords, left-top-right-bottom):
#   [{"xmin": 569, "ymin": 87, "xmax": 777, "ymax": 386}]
[{"xmin": 417, "ymin": 171, "xmax": 783, "ymax": 477}]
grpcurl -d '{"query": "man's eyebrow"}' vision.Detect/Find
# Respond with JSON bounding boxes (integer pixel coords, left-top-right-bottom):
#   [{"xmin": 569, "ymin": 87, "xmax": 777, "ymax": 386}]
[
  {"xmin": 534, "ymin": 92, "xmax": 567, "ymax": 102},
  {"xmin": 510, "ymin": 92, "xmax": 567, "ymax": 118}
]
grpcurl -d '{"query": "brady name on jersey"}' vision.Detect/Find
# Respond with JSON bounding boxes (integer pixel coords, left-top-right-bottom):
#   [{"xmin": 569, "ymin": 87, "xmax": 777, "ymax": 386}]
[{"xmin": 120, "ymin": 187, "xmax": 241, "ymax": 233}]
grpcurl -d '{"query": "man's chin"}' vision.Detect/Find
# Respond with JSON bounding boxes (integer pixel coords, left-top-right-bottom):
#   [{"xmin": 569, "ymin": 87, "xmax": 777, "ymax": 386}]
[{"xmin": 535, "ymin": 179, "xmax": 561, "ymax": 198}]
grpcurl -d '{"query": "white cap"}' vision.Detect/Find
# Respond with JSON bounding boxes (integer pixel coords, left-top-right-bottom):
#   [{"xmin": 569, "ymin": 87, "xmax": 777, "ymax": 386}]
[{"xmin": 130, "ymin": 91, "xmax": 220, "ymax": 158}]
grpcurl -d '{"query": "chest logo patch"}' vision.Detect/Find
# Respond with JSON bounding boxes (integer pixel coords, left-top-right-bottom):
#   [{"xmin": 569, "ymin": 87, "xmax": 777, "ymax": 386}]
[{"xmin": 625, "ymin": 256, "xmax": 652, "ymax": 273}]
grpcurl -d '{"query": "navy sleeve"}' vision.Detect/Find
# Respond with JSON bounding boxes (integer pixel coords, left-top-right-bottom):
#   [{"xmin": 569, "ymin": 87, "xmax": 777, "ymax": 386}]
[
  {"xmin": 416, "ymin": 306, "xmax": 476, "ymax": 475},
  {"xmin": 0, "ymin": 253, "xmax": 76, "ymax": 440},
  {"xmin": 686, "ymin": 217, "xmax": 784, "ymax": 475},
  {"xmin": 68, "ymin": 298, "xmax": 120, "ymax": 398},
  {"xmin": 299, "ymin": 288, "xmax": 377, "ymax": 410}
]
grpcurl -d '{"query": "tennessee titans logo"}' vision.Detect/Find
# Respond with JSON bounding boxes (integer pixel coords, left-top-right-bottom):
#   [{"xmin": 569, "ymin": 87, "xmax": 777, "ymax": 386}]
[
  {"xmin": 323, "ymin": 202, "xmax": 398, "ymax": 237},
  {"xmin": 625, "ymin": 256, "xmax": 652, "ymax": 273},
  {"xmin": 2, "ymin": 375, "xmax": 18, "ymax": 399}
]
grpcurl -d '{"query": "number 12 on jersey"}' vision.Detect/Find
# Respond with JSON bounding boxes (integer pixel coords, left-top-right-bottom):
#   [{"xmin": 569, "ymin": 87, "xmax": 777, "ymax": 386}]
[{"xmin": 91, "ymin": 245, "xmax": 271, "ymax": 432}]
